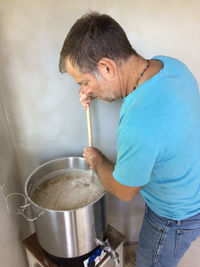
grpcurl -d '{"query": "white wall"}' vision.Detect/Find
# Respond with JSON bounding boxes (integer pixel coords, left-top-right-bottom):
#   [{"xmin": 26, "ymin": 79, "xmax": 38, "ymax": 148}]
[
  {"xmin": 0, "ymin": 94, "xmax": 28, "ymax": 266},
  {"xmin": 0, "ymin": 0, "xmax": 199, "ymax": 266}
]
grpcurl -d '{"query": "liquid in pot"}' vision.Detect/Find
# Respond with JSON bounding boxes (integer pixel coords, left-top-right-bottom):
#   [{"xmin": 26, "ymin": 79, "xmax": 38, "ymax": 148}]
[{"xmin": 30, "ymin": 168, "xmax": 105, "ymax": 210}]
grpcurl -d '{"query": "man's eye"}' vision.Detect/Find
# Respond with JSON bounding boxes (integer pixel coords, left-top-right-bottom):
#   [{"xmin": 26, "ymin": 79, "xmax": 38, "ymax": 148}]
[{"xmin": 83, "ymin": 82, "xmax": 88, "ymax": 86}]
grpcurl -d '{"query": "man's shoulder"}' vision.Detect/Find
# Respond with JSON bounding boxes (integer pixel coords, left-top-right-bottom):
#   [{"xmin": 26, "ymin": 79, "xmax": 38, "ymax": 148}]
[
  {"xmin": 152, "ymin": 55, "xmax": 193, "ymax": 76},
  {"xmin": 152, "ymin": 55, "xmax": 182, "ymax": 64}
]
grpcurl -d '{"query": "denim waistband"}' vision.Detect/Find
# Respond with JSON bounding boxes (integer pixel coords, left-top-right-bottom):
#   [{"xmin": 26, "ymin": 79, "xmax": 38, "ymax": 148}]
[{"xmin": 145, "ymin": 205, "xmax": 200, "ymax": 226}]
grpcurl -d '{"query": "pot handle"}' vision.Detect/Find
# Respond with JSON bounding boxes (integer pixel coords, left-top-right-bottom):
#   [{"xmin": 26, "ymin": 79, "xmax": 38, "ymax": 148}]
[
  {"xmin": 18, "ymin": 202, "xmax": 45, "ymax": 222},
  {"xmin": 0, "ymin": 184, "xmax": 45, "ymax": 221}
]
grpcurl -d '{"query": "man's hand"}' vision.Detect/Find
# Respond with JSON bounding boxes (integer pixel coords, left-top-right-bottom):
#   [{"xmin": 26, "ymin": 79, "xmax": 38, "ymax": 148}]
[
  {"xmin": 83, "ymin": 147, "xmax": 104, "ymax": 170},
  {"xmin": 79, "ymin": 88, "xmax": 95, "ymax": 110}
]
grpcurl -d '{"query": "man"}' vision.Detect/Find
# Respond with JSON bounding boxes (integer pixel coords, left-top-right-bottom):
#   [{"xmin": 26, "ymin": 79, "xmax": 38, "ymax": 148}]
[{"xmin": 59, "ymin": 12, "xmax": 200, "ymax": 267}]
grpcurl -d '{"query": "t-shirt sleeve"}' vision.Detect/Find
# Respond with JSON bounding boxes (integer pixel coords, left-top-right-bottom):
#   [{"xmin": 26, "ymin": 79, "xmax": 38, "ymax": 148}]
[{"xmin": 113, "ymin": 124, "xmax": 159, "ymax": 187}]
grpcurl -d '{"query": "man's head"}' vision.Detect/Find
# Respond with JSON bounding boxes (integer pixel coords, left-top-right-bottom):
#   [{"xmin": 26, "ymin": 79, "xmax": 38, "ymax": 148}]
[
  {"xmin": 59, "ymin": 12, "xmax": 137, "ymax": 75},
  {"xmin": 59, "ymin": 12, "xmax": 139, "ymax": 106}
]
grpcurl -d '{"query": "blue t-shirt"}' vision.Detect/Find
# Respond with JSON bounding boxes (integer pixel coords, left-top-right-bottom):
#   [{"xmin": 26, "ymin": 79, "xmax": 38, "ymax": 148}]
[{"xmin": 113, "ymin": 56, "xmax": 200, "ymax": 220}]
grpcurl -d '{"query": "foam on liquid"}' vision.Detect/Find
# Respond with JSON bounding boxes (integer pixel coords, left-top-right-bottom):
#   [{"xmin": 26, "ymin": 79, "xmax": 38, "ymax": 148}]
[{"xmin": 31, "ymin": 168, "xmax": 105, "ymax": 210}]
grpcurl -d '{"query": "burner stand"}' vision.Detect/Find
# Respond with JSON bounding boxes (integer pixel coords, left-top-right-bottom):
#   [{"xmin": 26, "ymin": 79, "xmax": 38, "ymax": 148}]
[{"xmin": 23, "ymin": 225, "xmax": 125, "ymax": 267}]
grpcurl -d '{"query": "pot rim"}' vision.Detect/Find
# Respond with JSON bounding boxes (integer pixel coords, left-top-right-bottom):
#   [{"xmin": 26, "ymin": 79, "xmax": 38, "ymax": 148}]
[{"xmin": 24, "ymin": 156, "xmax": 106, "ymax": 213}]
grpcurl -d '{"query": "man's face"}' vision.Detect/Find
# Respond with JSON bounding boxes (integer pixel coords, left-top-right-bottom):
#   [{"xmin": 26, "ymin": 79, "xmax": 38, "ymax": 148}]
[{"xmin": 65, "ymin": 59, "xmax": 120, "ymax": 103}]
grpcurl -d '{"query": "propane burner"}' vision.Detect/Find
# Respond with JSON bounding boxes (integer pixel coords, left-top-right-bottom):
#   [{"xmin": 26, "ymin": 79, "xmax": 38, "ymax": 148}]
[{"xmin": 23, "ymin": 225, "xmax": 125, "ymax": 267}]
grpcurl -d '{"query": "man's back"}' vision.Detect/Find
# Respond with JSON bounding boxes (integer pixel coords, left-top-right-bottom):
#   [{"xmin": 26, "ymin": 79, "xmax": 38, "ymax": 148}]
[{"xmin": 113, "ymin": 56, "xmax": 200, "ymax": 219}]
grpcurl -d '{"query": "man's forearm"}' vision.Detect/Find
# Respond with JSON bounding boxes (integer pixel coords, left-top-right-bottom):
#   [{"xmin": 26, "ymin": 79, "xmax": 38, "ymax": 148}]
[
  {"xmin": 84, "ymin": 147, "xmax": 141, "ymax": 201},
  {"xmin": 95, "ymin": 155, "xmax": 115, "ymax": 193},
  {"xmin": 95, "ymin": 155, "xmax": 140, "ymax": 201}
]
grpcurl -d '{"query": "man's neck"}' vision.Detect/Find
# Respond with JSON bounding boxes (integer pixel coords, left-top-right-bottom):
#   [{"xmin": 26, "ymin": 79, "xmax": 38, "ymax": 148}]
[{"xmin": 120, "ymin": 55, "xmax": 163, "ymax": 98}]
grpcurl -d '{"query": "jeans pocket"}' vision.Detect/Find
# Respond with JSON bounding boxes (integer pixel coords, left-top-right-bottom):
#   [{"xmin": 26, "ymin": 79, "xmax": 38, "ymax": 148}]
[
  {"xmin": 146, "ymin": 207, "xmax": 166, "ymax": 232},
  {"xmin": 174, "ymin": 227, "xmax": 200, "ymax": 258}
]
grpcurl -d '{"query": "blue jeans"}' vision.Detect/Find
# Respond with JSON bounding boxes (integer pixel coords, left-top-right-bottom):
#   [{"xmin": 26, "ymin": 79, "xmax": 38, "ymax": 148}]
[{"xmin": 135, "ymin": 205, "xmax": 200, "ymax": 267}]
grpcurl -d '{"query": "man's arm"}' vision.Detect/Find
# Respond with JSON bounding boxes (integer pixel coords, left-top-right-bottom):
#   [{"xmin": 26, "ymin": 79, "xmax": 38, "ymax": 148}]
[{"xmin": 83, "ymin": 147, "xmax": 141, "ymax": 201}]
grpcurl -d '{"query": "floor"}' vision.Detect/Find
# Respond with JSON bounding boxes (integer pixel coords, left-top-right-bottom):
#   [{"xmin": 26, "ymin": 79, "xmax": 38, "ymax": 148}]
[{"xmin": 124, "ymin": 237, "xmax": 200, "ymax": 267}]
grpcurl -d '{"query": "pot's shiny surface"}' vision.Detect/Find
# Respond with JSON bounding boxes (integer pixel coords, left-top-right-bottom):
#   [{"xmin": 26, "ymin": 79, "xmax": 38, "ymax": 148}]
[{"xmin": 25, "ymin": 157, "xmax": 106, "ymax": 258}]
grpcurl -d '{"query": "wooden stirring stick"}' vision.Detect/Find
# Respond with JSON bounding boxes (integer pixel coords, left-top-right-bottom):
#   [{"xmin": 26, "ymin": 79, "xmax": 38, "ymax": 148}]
[
  {"xmin": 86, "ymin": 106, "xmax": 94, "ymax": 176},
  {"xmin": 86, "ymin": 106, "xmax": 93, "ymax": 147}
]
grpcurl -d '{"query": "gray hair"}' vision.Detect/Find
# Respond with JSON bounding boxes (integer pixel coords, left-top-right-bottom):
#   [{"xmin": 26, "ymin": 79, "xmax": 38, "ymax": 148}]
[{"xmin": 59, "ymin": 12, "xmax": 138, "ymax": 74}]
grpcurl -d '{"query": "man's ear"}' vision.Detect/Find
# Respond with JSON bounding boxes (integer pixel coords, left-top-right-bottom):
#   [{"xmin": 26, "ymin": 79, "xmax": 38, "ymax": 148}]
[{"xmin": 97, "ymin": 58, "xmax": 116, "ymax": 79}]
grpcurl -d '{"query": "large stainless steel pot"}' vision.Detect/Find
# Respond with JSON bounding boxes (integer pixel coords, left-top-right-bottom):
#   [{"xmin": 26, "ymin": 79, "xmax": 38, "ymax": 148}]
[{"xmin": 24, "ymin": 157, "xmax": 107, "ymax": 258}]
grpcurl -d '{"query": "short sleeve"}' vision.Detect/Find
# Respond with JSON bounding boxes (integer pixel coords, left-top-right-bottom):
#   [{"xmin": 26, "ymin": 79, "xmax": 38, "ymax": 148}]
[{"xmin": 113, "ymin": 124, "xmax": 159, "ymax": 187}]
